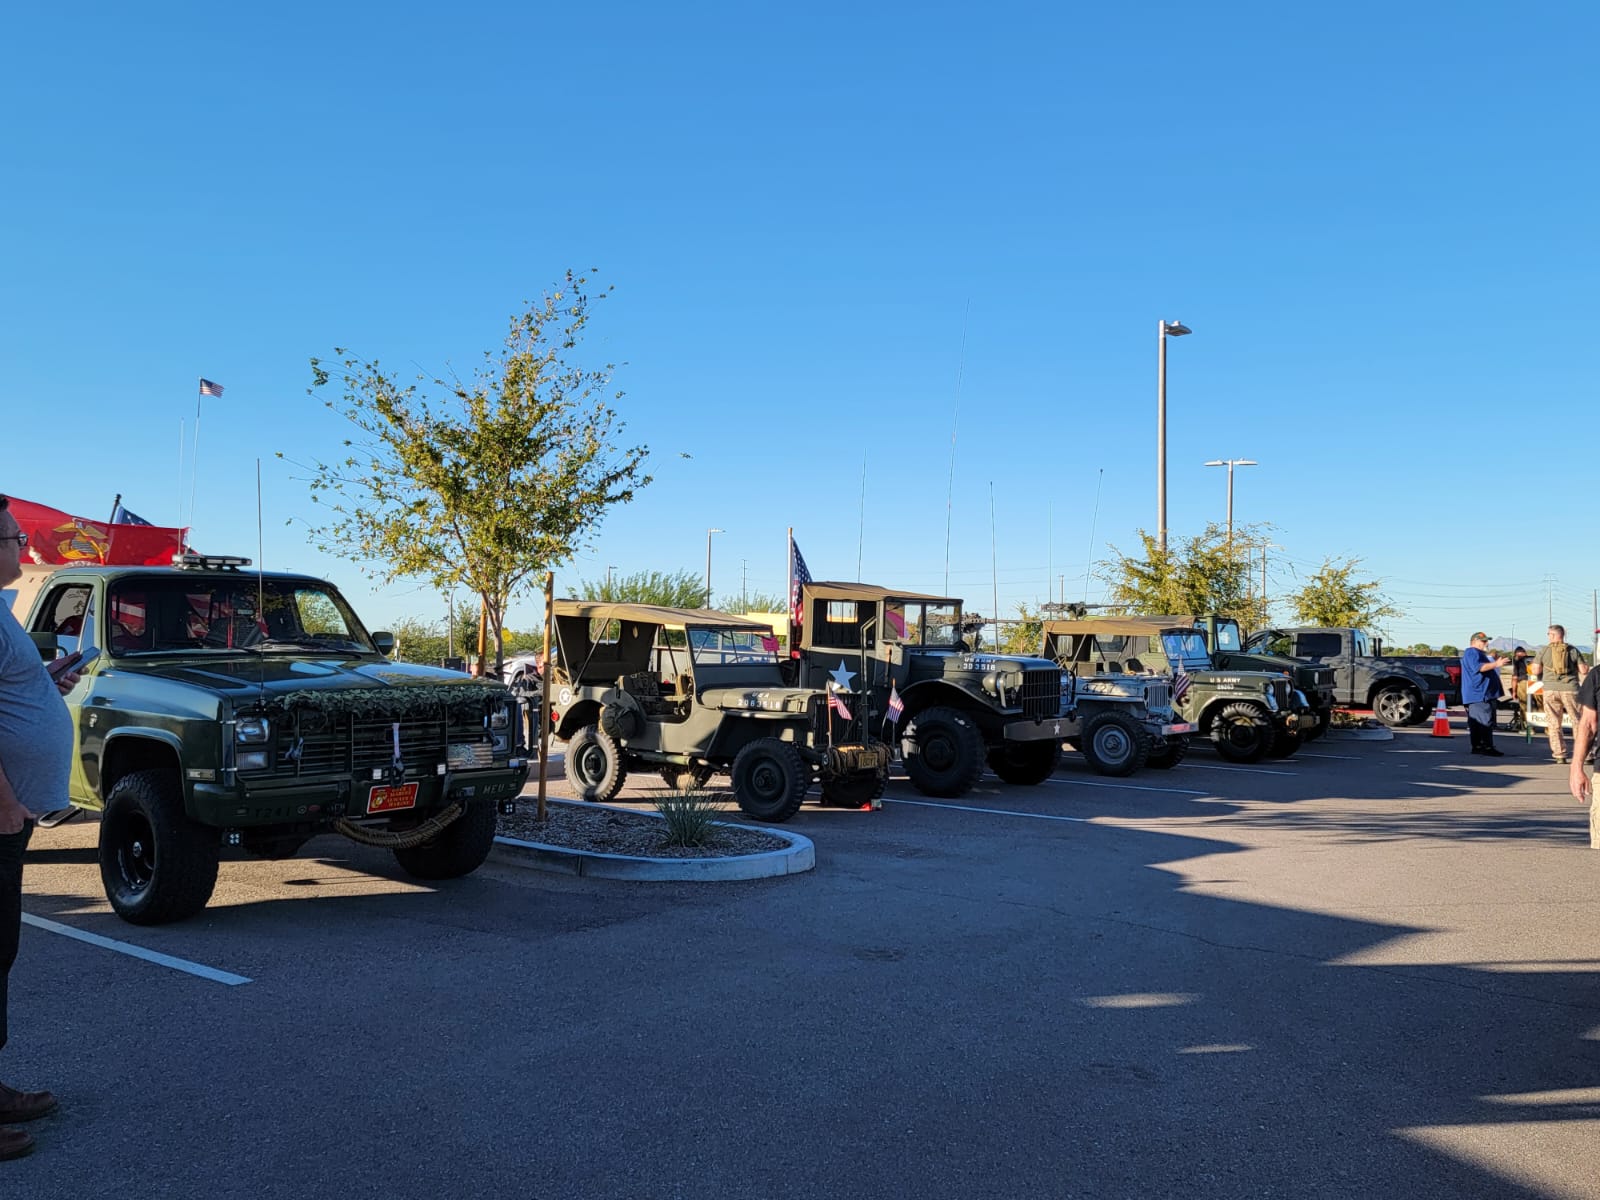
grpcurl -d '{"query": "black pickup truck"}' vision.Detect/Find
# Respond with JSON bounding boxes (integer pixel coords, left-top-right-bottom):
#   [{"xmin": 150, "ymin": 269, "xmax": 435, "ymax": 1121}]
[{"xmin": 1243, "ymin": 627, "xmax": 1459, "ymax": 727}]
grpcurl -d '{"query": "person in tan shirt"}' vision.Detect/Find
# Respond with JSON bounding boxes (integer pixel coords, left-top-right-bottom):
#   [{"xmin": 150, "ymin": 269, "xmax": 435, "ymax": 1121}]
[{"xmin": 1532, "ymin": 624, "xmax": 1590, "ymax": 763}]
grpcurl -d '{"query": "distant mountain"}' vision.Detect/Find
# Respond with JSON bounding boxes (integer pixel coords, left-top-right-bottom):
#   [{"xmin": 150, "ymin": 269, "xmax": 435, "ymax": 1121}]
[{"xmin": 1487, "ymin": 637, "xmax": 1534, "ymax": 652}]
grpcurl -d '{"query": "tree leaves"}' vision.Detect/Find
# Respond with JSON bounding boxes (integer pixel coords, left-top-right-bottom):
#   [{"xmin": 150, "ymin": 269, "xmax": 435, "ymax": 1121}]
[
  {"xmin": 1289, "ymin": 557, "xmax": 1401, "ymax": 631},
  {"xmin": 1102, "ymin": 524, "xmax": 1270, "ymax": 628}
]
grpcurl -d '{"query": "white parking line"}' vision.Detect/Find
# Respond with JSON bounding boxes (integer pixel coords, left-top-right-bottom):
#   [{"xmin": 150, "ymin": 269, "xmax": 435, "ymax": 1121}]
[
  {"xmin": 22, "ymin": 914, "xmax": 252, "ymax": 986},
  {"xmin": 883, "ymin": 798, "xmax": 1093, "ymax": 823},
  {"xmin": 1181, "ymin": 762, "xmax": 1300, "ymax": 777},
  {"xmin": 1041, "ymin": 777, "xmax": 1210, "ymax": 797},
  {"xmin": 1296, "ymin": 752, "xmax": 1360, "ymax": 761}
]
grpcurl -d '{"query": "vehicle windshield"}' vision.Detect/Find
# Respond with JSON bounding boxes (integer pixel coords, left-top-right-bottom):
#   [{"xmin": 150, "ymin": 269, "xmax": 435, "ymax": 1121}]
[
  {"xmin": 107, "ymin": 576, "xmax": 374, "ymax": 656},
  {"xmin": 688, "ymin": 626, "xmax": 780, "ymax": 666},
  {"xmin": 919, "ymin": 603, "xmax": 964, "ymax": 647},
  {"xmin": 1161, "ymin": 631, "xmax": 1212, "ymax": 671},
  {"xmin": 1212, "ymin": 620, "xmax": 1243, "ymax": 652}
]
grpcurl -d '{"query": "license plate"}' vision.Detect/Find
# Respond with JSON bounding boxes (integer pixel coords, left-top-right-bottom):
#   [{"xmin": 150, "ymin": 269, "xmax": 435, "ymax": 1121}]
[{"xmin": 368, "ymin": 782, "xmax": 418, "ymax": 814}]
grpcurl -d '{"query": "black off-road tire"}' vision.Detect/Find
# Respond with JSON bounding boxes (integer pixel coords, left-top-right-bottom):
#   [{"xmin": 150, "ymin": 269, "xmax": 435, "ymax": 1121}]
[
  {"xmin": 564, "ymin": 724, "xmax": 627, "ymax": 802},
  {"xmin": 820, "ymin": 772, "xmax": 887, "ymax": 808},
  {"xmin": 986, "ymin": 740, "xmax": 1063, "ymax": 786},
  {"xmin": 98, "ymin": 769, "xmax": 219, "ymax": 926},
  {"xmin": 902, "ymin": 706, "xmax": 985, "ymax": 798},
  {"xmin": 1081, "ymin": 712, "xmax": 1149, "ymax": 777},
  {"xmin": 1372, "ymin": 686, "xmax": 1422, "ymax": 728},
  {"xmin": 1212, "ymin": 702, "xmax": 1275, "ymax": 763},
  {"xmin": 659, "ymin": 765, "xmax": 716, "ymax": 792},
  {"xmin": 394, "ymin": 801, "xmax": 498, "ymax": 880},
  {"xmin": 1266, "ymin": 729, "xmax": 1303, "ymax": 759},
  {"xmin": 1145, "ymin": 737, "xmax": 1189, "ymax": 770},
  {"xmin": 731, "ymin": 738, "xmax": 809, "ymax": 823}
]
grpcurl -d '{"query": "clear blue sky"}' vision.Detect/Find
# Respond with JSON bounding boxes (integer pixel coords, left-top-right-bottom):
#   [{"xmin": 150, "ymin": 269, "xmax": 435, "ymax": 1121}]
[{"xmin": 3, "ymin": 2, "xmax": 1594, "ymax": 648}]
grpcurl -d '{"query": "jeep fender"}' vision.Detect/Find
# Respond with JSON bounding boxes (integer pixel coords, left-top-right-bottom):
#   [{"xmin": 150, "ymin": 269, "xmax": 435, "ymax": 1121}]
[
  {"xmin": 896, "ymin": 680, "xmax": 998, "ymax": 735},
  {"xmin": 554, "ymin": 700, "xmax": 603, "ymax": 742}
]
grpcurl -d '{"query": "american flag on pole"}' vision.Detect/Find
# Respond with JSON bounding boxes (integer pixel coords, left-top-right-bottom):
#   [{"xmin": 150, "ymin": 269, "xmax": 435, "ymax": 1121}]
[
  {"xmin": 828, "ymin": 688, "xmax": 853, "ymax": 722},
  {"xmin": 198, "ymin": 378, "xmax": 225, "ymax": 397},
  {"xmin": 885, "ymin": 682, "xmax": 905, "ymax": 723},
  {"xmin": 789, "ymin": 536, "xmax": 812, "ymax": 630},
  {"xmin": 1173, "ymin": 662, "xmax": 1192, "ymax": 706}
]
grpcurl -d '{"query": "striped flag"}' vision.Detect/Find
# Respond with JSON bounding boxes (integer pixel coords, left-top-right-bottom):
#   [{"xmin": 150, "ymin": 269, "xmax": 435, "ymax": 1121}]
[
  {"xmin": 199, "ymin": 378, "xmax": 225, "ymax": 397},
  {"xmin": 1173, "ymin": 662, "xmax": 1191, "ymax": 705},
  {"xmin": 789, "ymin": 535, "xmax": 813, "ymax": 629},
  {"xmin": 886, "ymin": 682, "xmax": 905, "ymax": 723},
  {"xmin": 828, "ymin": 688, "xmax": 853, "ymax": 722}
]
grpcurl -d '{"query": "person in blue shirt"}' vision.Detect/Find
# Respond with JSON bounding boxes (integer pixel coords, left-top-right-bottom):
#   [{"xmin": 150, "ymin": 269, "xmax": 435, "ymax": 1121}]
[{"xmin": 1461, "ymin": 631, "xmax": 1512, "ymax": 756}]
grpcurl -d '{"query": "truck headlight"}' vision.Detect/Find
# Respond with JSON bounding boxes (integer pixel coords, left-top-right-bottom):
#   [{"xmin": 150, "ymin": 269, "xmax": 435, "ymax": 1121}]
[
  {"xmin": 236, "ymin": 716, "xmax": 271, "ymax": 744},
  {"xmin": 237, "ymin": 749, "xmax": 270, "ymax": 771},
  {"xmin": 489, "ymin": 704, "xmax": 512, "ymax": 731}
]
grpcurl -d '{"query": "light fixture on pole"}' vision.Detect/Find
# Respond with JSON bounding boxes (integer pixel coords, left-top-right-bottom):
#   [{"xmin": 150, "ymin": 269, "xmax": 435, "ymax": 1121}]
[
  {"xmin": 1157, "ymin": 319, "xmax": 1192, "ymax": 555},
  {"xmin": 1203, "ymin": 458, "xmax": 1257, "ymax": 549},
  {"xmin": 705, "ymin": 528, "xmax": 724, "ymax": 607}
]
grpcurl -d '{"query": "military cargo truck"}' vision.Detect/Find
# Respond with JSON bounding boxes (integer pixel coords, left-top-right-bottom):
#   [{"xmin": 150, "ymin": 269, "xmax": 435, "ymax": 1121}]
[{"xmin": 12, "ymin": 557, "xmax": 528, "ymax": 925}]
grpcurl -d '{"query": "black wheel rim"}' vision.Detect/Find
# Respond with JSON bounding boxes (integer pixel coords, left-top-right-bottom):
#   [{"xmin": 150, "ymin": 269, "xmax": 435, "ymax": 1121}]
[
  {"xmin": 1094, "ymin": 727, "xmax": 1131, "ymax": 765},
  {"xmin": 113, "ymin": 812, "xmax": 156, "ymax": 893},
  {"xmin": 920, "ymin": 729, "xmax": 958, "ymax": 773},
  {"xmin": 1224, "ymin": 717, "xmax": 1261, "ymax": 750},
  {"xmin": 745, "ymin": 756, "xmax": 787, "ymax": 804},
  {"xmin": 575, "ymin": 743, "xmax": 608, "ymax": 787}
]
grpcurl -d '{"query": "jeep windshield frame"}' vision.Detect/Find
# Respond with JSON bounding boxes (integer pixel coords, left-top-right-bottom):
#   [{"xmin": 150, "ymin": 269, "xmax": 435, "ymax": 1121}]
[
  {"xmin": 884, "ymin": 599, "xmax": 964, "ymax": 648},
  {"xmin": 105, "ymin": 575, "xmax": 377, "ymax": 657},
  {"xmin": 1160, "ymin": 631, "xmax": 1213, "ymax": 672},
  {"xmin": 687, "ymin": 624, "xmax": 785, "ymax": 687}
]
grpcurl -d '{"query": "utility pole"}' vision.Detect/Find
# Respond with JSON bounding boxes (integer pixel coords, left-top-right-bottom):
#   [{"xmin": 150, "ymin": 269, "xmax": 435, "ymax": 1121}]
[
  {"xmin": 741, "ymin": 559, "xmax": 748, "ymax": 613},
  {"xmin": 606, "ymin": 565, "xmax": 615, "ymax": 593},
  {"xmin": 1545, "ymin": 574, "xmax": 1556, "ymax": 626},
  {"xmin": 1261, "ymin": 547, "xmax": 1268, "ymax": 623}
]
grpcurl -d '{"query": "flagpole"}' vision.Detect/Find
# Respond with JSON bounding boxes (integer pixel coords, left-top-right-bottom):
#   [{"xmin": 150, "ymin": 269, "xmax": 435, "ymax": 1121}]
[
  {"xmin": 188, "ymin": 379, "xmax": 204, "ymax": 538},
  {"xmin": 177, "ymin": 419, "xmax": 185, "ymax": 542},
  {"xmin": 786, "ymin": 526, "xmax": 794, "ymax": 653},
  {"xmin": 103, "ymin": 493, "xmax": 122, "ymax": 565}
]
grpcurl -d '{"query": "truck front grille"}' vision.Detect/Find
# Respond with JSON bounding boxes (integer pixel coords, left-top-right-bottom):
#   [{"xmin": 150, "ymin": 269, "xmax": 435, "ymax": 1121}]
[
  {"xmin": 1143, "ymin": 680, "xmax": 1173, "ymax": 712},
  {"xmin": 1019, "ymin": 669, "xmax": 1063, "ymax": 720},
  {"xmin": 268, "ymin": 712, "xmax": 495, "ymax": 778}
]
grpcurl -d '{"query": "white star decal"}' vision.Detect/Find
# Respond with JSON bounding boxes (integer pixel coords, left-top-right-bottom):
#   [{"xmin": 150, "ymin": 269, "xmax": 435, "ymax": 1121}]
[{"xmin": 829, "ymin": 660, "xmax": 857, "ymax": 691}]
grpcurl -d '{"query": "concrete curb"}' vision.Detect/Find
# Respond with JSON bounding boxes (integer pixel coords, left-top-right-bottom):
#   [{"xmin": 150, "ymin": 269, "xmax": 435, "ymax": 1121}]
[{"xmin": 489, "ymin": 801, "xmax": 815, "ymax": 881}]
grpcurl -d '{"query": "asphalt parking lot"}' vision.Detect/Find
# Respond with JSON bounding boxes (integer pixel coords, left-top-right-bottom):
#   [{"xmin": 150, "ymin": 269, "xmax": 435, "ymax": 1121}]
[{"xmin": 10, "ymin": 723, "xmax": 1600, "ymax": 1200}]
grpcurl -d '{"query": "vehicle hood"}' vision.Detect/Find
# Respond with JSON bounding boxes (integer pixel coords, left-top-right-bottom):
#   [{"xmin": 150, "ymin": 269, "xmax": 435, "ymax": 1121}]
[
  {"xmin": 909, "ymin": 650, "xmax": 1062, "ymax": 677},
  {"xmin": 107, "ymin": 655, "xmax": 504, "ymax": 699},
  {"xmin": 701, "ymin": 686, "xmax": 819, "ymax": 715}
]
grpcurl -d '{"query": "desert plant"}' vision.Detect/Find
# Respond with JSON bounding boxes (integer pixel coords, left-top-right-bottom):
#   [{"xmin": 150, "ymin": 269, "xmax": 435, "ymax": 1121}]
[{"xmin": 654, "ymin": 791, "xmax": 725, "ymax": 848}]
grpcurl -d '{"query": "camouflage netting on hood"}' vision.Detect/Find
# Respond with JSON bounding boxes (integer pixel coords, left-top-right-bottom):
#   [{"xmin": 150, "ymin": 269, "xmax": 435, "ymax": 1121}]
[{"xmin": 257, "ymin": 682, "xmax": 512, "ymax": 719}]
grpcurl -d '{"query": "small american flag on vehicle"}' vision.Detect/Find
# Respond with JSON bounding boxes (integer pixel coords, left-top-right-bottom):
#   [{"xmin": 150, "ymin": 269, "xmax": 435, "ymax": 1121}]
[
  {"xmin": 199, "ymin": 378, "xmax": 225, "ymax": 397},
  {"xmin": 886, "ymin": 682, "xmax": 904, "ymax": 722},
  {"xmin": 789, "ymin": 536, "xmax": 812, "ymax": 629},
  {"xmin": 1173, "ymin": 663, "xmax": 1191, "ymax": 705},
  {"xmin": 828, "ymin": 688, "xmax": 853, "ymax": 722}
]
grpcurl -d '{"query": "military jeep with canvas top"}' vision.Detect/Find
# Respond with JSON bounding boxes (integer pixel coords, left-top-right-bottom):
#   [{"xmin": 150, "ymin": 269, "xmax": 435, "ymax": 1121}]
[
  {"xmin": 1043, "ymin": 616, "xmax": 1309, "ymax": 763},
  {"xmin": 546, "ymin": 600, "xmax": 887, "ymax": 821},
  {"xmin": 790, "ymin": 582, "xmax": 1079, "ymax": 792},
  {"xmin": 14, "ymin": 557, "xmax": 528, "ymax": 925}
]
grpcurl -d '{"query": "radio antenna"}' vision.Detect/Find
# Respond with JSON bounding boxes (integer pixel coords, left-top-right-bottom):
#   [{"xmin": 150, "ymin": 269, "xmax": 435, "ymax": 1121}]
[
  {"xmin": 256, "ymin": 459, "xmax": 267, "ymax": 700},
  {"xmin": 942, "ymin": 299, "xmax": 970, "ymax": 595}
]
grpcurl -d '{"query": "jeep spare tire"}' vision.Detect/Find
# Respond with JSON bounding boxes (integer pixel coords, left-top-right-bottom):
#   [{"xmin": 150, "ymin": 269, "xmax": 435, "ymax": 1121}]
[
  {"xmin": 98, "ymin": 769, "xmax": 219, "ymax": 925},
  {"xmin": 903, "ymin": 706, "xmax": 985, "ymax": 797},
  {"xmin": 986, "ymin": 740, "xmax": 1062, "ymax": 786},
  {"xmin": 731, "ymin": 738, "xmax": 808, "ymax": 823},
  {"xmin": 1081, "ymin": 712, "xmax": 1149, "ymax": 777},
  {"xmin": 564, "ymin": 724, "xmax": 627, "ymax": 803},
  {"xmin": 1211, "ymin": 702, "xmax": 1274, "ymax": 763}
]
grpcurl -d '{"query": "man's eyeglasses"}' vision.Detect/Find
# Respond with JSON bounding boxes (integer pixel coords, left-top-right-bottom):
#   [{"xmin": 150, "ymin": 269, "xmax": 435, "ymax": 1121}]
[{"xmin": 1, "ymin": 533, "xmax": 26, "ymax": 548}]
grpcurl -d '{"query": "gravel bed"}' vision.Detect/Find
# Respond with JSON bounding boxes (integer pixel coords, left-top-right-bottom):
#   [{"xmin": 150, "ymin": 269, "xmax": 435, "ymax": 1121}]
[{"xmin": 498, "ymin": 800, "xmax": 789, "ymax": 859}]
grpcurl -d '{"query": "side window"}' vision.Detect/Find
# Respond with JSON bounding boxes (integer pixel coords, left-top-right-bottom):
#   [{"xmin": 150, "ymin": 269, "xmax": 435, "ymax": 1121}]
[
  {"xmin": 812, "ymin": 600, "xmax": 865, "ymax": 649},
  {"xmin": 31, "ymin": 584, "xmax": 97, "ymax": 656},
  {"xmin": 1296, "ymin": 633, "xmax": 1342, "ymax": 658},
  {"xmin": 1352, "ymin": 630, "xmax": 1370, "ymax": 656},
  {"xmin": 1092, "ymin": 635, "xmax": 1126, "ymax": 655},
  {"xmin": 1265, "ymin": 634, "xmax": 1292, "ymax": 656}
]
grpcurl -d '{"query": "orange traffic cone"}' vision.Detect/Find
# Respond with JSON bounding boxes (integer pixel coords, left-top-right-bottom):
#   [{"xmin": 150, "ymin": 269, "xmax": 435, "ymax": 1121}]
[{"xmin": 1430, "ymin": 693, "xmax": 1452, "ymax": 737}]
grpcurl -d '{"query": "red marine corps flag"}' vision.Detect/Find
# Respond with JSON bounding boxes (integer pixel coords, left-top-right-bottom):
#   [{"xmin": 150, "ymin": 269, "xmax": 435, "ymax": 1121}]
[{"xmin": 8, "ymin": 498, "xmax": 188, "ymax": 566}]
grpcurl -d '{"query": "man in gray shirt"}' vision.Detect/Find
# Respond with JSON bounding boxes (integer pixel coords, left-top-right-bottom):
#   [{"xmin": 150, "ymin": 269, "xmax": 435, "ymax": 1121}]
[
  {"xmin": 1532, "ymin": 624, "xmax": 1590, "ymax": 764},
  {"xmin": 0, "ymin": 496, "xmax": 80, "ymax": 1161}
]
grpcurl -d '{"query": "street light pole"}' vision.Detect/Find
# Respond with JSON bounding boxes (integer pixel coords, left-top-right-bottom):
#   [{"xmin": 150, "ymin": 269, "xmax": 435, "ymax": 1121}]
[
  {"xmin": 1203, "ymin": 458, "xmax": 1257, "ymax": 550},
  {"xmin": 1157, "ymin": 320, "xmax": 1192, "ymax": 554},
  {"xmin": 705, "ymin": 528, "xmax": 724, "ymax": 607}
]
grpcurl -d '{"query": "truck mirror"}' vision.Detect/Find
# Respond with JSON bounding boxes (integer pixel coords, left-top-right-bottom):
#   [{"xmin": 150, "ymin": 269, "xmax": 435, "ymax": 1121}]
[
  {"xmin": 28, "ymin": 631, "xmax": 62, "ymax": 663},
  {"xmin": 371, "ymin": 631, "xmax": 396, "ymax": 655}
]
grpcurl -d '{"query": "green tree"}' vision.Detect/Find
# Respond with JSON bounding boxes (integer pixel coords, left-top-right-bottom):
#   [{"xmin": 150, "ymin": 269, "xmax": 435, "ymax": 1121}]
[
  {"xmin": 1102, "ymin": 525, "xmax": 1267, "ymax": 628},
  {"xmin": 1288, "ymin": 557, "xmax": 1400, "ymax": 630},
  {"xmin": 997, "ymin": 603, "xmax": 1044, "ymax": 656},
  {"xmin": 718, "ymin": 590, "xmax": 785, "ymax": 616},
  {"xmin": 580, "ymin": 569, "xmax": 706, "ymax": 608},
  {"xmin": 294, "ymin": 270, "xmax": 650, "ymax": 670}
]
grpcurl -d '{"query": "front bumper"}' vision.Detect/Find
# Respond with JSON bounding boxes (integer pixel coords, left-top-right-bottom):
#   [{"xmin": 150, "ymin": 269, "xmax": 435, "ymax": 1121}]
[
  {"xmin": 191, "ymin": 765, "xmax": 529, "ymax": 828},
  {"xmin": 1003, "ymin": 716, "xmax": 1080, "ymax": 742}
]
